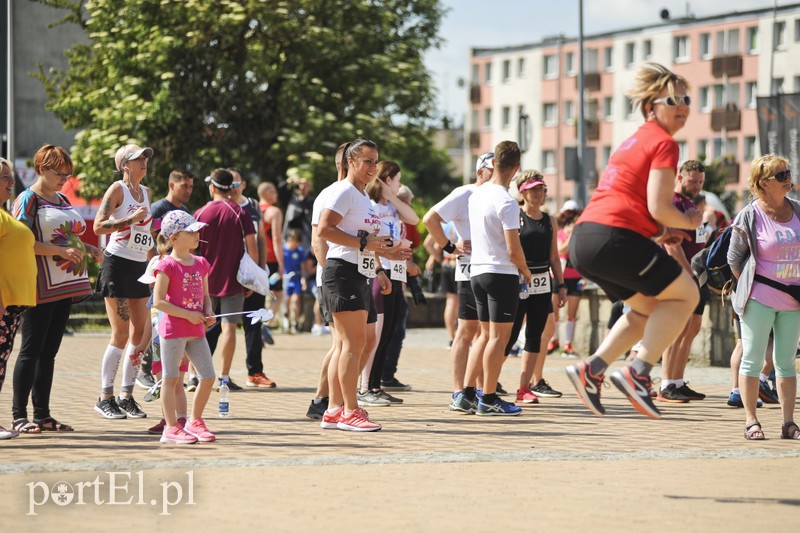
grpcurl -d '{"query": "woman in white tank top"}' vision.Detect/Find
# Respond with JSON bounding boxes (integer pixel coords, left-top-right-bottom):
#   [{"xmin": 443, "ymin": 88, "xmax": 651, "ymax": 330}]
[{"xmin": 92, "ymin": 144, "xmax": 155, "ymax": 420}]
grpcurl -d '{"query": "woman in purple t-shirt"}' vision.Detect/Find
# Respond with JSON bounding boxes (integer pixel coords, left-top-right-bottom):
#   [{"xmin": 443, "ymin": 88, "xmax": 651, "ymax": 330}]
[{"xmin": 728, "ymin": 154, "xmax": 800, "ymax": 441}]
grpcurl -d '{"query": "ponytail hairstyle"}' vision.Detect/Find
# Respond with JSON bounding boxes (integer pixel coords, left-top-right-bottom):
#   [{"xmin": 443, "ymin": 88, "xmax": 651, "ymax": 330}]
[{"xmin": 365, "ymin": 161, "xmax": 401, "ymax": 203}]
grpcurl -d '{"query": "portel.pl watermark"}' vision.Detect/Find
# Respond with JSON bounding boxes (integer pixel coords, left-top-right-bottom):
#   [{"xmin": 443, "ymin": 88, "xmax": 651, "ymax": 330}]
[{"xmin": 27, "ymin": 470, "xmax": 195, "ymax": 516}]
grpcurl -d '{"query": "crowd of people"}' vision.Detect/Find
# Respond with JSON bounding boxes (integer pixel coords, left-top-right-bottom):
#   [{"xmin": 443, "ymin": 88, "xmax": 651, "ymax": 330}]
[{"xmin": 0, "ymin": 61, "xmax": 798, "ymax": 441}]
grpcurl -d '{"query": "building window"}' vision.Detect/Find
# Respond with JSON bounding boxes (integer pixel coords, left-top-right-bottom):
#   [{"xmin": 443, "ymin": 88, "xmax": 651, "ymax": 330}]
[
  {"xmin": 566, "ymin": 52, "xmax": 575, "ymax": 76},
  {"xmin": 471, "ymin": 110, "xmax": 479, "ymax": 129},
  {"xmin": 517, "ymin": 57, "xmax": 526, "ymax": 77},
  {"xmin": 727, "ymin": 83, "xmax": 740, "ymax": 107},
  {"xmin": 713, "ymin": 84, "xmax": 725, "ymax": 108},
  {"xmin": 604, "ymin": 46, "xmax": 613, "ymax": 71},
  {"xmin": 745, "ymin": 81, "xmax": 758, "ymax": 108},
  {"xmin": 700, "ymin": 33, "xmax": 711, "ymax": 59},
  {"xmin": 699, "ymin": 86, "xmax": 710, "ymax": 112},
  {"xmin": 795, "ymin": 76, "xmax": 800, "ymax": 93},
  {"xmin": 713, "ymin": 137, "xmax": 723, "ymax": 160},
  {"xmin": 544, "ymin": 54, "xmax": 558, "ymax": 78},
  {"xmin": 586, "ymin": 48, "xmax": 599, "ymax": 72},
  {"xmin": 564, "ymin": 101, "xmax": 575, "ymax": 124},
  {"xmin": 587, "ymin": 99, "xmax": 598, "ymax": 120},
  {"xmin": 772, "ymin": 77, "xmax": 785, "ymax": 95},
  {"xmin": 696, "ymin": 139, "xmax": 708, "ymax": 162},
  {"xmin": 502, "ymin": 60, "xmax": 511, "ymax": 82},
  {"xmin": 484, "ymin": 108, "xmax": 492, "ymax": 129},
  {"xmin": 673, "ymin": 35, "xmax": 690, "ymax": 62},
  {"xmin": 603, "ymin": 96, "xmax": 613, "ymax": 120},
  {"xmin": 502, "ymin": 106, "xmax": 511, "ymax": 129},
  {"xmin": 543, "ymin": 103, "xmax": 557, "ymax": 127},
  {"xmin": 744, "ymin": 136, "xmax": 758, "ymax": 160},
  {"xmin": 625, "ymin": 42, "xmax": 635, "ymax": 68},
  {"xmin": 602, "ymin": 146, "xmax": 612, "ymax": 168},
  {"xmin": 542, "ymin": 150, "xmax": 556, "ymax": 173},
  {"xmin": 727, "ymin": 29, "xmax": 740, "ymax": 54},
  {"xmin": 747, "ymin": 27, "xmax": 759, "ymax": 54},
  {"xmin": 677, "ymin": 141, "xmax": 688, "ymax": 163},
  {"xmin": 625, "ymin": 96, "xmax": 636, "ymax": 118},
  {"xmin": 643, "ymin": 40, "xmax": 652, "ymax": 60},
  {"xmin": 726, "ymin": 138, "xmax": 738, "ymax": 159},
  {"xmin": 796, "ymin": 19, "xmax": 800, "ymax": 41},
  {"xmin": 774, "ymin": 21, "xmax": 786, "ymax": 49},
  {"xmin": 472, "ymin": 64, "xmax": 480, "ymax": 84},
  {"xmin": 485, "ymin": 62, "xmax": 493, "ymax": 84}
]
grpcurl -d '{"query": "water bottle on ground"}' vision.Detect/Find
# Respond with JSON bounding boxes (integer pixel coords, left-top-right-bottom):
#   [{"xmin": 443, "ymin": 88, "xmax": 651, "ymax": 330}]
[{"xmin": 219, "ymin": 380, "xmax": 230, "ymax": 418}]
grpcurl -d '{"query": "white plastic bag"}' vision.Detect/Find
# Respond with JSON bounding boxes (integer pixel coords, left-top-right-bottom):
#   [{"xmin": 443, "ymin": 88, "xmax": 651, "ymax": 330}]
[{"xmin": 237, "ymin": 252, "xmax": 271, "ymax": 295}]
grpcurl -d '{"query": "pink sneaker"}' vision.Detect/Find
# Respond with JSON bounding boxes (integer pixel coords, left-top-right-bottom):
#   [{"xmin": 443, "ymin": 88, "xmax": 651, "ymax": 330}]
[
  {"xmin": 320, "ymin": 407, "xmax": 342, "ymax": 429},
  {"xmin": 147, "ymin": 418, "xmax": 166, "ymax": 435},
  {"xmin": 516, "ymin": 386, "xmax": 539, "ymax": 404},
  {"xmin": 337, "ymin": 407, "xmax": 381, "ymax": 432},
  {"xmin": 160, "ymin": 424, "xmax": 198, "ymax": 444},
  {"xmin": 184, "ymin": 418, "xmax": 216, "ymax": 442}
]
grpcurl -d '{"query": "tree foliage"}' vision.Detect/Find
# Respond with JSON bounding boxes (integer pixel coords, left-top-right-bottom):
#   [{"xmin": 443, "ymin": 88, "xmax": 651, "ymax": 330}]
[{"xmin": 35, "ymin": 0, "xmax": 456, "ymax": 203}]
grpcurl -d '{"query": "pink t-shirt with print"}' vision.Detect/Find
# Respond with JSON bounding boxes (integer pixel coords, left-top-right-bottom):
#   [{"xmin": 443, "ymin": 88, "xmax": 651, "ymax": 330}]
[
  {"xmin": 750, "ymin": 204, "xmax": 800, "ymax": 312},
  {"xmin": 154, "ymin": 255, "xmax": 210, "ymax": 339}
]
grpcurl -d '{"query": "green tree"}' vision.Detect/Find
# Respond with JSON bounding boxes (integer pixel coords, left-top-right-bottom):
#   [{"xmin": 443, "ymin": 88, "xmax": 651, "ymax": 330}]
[{"xmin": 35, "ymin": 0, "xmax": 455, "ymax": 204}]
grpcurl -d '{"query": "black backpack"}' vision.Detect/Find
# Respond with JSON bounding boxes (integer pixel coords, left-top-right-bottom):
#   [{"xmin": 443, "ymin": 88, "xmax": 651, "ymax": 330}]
[{"xmin": 704, "ymin": 225, "xmax": 735, "ymax": 296}]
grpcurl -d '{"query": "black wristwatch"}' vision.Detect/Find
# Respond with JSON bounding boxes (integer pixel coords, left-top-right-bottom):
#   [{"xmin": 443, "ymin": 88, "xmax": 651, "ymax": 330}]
[
  {"xmin": 375, "ymin": 267, "xmax": 387, "ymax": 275},
  {"xmin": 443, "ymin": 240, "xmax": 457, "ymax": 254},
  {"xmin": 556, "ymin": 282, "xmax": 568, "ymax": 290},
  {"xmin": 358, "ymin": 230, "xmax": 368, "ymax": 252}
]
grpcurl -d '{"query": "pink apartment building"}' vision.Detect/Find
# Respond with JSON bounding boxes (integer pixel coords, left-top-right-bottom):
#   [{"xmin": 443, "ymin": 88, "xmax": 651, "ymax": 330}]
[{"xmin": 465, "ymin": 3, "xmax": 800, "ymax": 211}]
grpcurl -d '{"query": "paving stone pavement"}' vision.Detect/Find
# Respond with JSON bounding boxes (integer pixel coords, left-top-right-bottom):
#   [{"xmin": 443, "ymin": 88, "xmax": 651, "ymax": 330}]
[{"xmin": 1, "ymin": 328, "xmax": 798, "ymax": 531}]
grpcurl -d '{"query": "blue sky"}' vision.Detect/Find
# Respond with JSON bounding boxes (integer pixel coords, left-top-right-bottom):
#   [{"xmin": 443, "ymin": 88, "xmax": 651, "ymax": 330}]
[{"xmin": 425, "ymin": 0, "xmax": 779, "ymax": 122}]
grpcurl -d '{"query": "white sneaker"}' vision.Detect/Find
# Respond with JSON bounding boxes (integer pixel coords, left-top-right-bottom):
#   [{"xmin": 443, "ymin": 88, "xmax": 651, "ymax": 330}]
[{"xmin": 311, "ymin": 324, "xmax": 323, "ymax": 336}]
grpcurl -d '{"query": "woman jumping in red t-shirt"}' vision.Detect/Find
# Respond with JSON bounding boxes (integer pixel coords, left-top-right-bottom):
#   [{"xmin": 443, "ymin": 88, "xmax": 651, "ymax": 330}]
[{"xmin": 565, "ymin": 63, "xmax": 703, "ymax": 420}]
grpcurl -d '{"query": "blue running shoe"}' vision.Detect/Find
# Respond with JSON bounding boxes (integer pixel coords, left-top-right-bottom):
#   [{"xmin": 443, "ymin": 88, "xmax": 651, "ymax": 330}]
[
  {"xmin": 758, "ymin": 380, "xmax": 779, "ymax": 404},
  {"xmin": 727, "ymin": 391, "xmax": 763, "ymax": 408},
  {"xmin": 449, "ymin": 392, "xmax": 477, "ymax": 414},
  {"xmin": 475, "ymin": 397, "xmax": 522, "ymax": 416}
]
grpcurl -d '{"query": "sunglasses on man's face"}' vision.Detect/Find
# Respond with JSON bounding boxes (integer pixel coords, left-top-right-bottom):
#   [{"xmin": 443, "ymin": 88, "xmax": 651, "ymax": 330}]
[
  {"xmin": 652, "ymin": 95, "xmax": 691, "ymax": 107},
  {"xmin": 767, "ymin": 170, "xmax": 792, "ymax": 183}
]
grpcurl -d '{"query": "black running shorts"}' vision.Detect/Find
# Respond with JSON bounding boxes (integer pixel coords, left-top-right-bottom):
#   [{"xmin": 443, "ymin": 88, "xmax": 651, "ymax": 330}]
[
  {"xmin": 470, "ymin": 273, "xmax": 519, "ymax": 323},
  {"xmin": 569, "ymin": 222, "xmax": 683, "ymax": 302},
  {"xmin": 457, "ymin": 280, "xmax": 478, "ymax": 321}
]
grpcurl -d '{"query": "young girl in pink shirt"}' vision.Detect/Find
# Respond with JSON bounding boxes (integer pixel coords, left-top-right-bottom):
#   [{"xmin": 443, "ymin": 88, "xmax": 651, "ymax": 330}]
[{"xmin": 153, "ymin": 211, "xmax": 217, "ymax": 444}]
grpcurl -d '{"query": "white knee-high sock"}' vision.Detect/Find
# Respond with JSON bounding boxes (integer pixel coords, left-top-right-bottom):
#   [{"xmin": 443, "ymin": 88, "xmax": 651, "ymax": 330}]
[
  {"xmin": 101, "ymin": 345, "xmax": 124, "ymax": 394},
  {"xmin": 565, "ymin": 320, "xmax": 577, "ymax": 344},
  {"xmin": 121, "ymin": 342, "xmax": 138, "ymax": 392}
]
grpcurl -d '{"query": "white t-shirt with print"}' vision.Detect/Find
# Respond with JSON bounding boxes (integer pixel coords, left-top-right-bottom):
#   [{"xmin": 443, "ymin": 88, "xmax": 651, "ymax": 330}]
[
  {"xmin": 468, "ymin": 182, "xmax": 520, "ymax": 277},
  {"xmin": 323, "ymin": 179, "xmax": 380, "ymax": 265},
  {"xmin": 430, "ymin": 184, "xmax": 476, "ymax": 242},
  {"xmin": 371, "ymin": 200, "xmax": 400, "ymax": 269}
]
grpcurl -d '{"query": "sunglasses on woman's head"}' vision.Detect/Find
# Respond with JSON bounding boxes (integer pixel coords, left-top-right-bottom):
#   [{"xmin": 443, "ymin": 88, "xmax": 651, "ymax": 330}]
[
  {"xmin": 767, "ymin": 170, "xmax": 792, "ymax": 183},
  {"xmin": 652, "ymin": 95, "xmax": 691, "ymax": 107}
]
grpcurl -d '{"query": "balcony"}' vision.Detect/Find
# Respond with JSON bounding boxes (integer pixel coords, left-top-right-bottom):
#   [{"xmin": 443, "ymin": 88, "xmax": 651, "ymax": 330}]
[
  {"xmin": 711, "ymin": 54, "xmax": 743, "ymax": 78},
  {"xmin": 577, "ymin": 72, "xmax": 601, "ymax": 92},
  {"xmin": 470, "ymin": 85, "xmax": 481, "ymax": 104},
  {"xmin": 576, "ymin": 119, "xmax": 600, "ymax": 141},
  {"xmin": 710, "ymin": 104, "xmax": 741, "ymax": 131},
  {"xmin": 469, "ymin": 131, "xmax": 480, "ymax": 149},
  {"xmin": 719, "ymin": 159, "xmax": 739, "ymax": 184}
]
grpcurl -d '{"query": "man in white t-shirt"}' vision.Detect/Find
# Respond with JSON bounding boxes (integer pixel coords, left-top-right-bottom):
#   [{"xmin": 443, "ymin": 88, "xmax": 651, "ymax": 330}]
[
  {"xmin": 454, "ymin": 141, "xmax": 531, "ymax": 417},
  {"xmin": 423, "ymin": 152, "xmax": 494, "ymax": 412}
]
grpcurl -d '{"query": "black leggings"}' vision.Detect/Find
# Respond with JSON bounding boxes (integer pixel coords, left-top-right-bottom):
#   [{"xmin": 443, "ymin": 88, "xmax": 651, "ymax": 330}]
[
  {"xmin": 505, "ymin": 293, "xmax": 553, "ymax": 355},
  {"xmin": 0, "ymin": 306, "xmax": 27, "ymax": 395},
  {"xmin": 243, "ymin": 291, "xmax": 267, "ymax": 375},
  {"xmin": 12, "ymin": 298, "xmax": 72, "ymax": 420},
  {"xmin": 369, "ymin": 279, "xmax": 404, "ymax": 390}
]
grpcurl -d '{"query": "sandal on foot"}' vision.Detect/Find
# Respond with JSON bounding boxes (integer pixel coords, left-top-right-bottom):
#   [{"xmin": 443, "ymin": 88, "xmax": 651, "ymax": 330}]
[
  {"xmin": 33, "ymin": 417, "xmax": 74, "ymax": 432},
  {"xmin": 744, "ymin": 421, "xmax": 765, "ymax": 440},
  {"xmin": 780, "ymin": 421, "xmax": 800, "ymax": 440},
  {"xmin": 12, "ymin": 418, "xmax": 41, "ymax": 434}
]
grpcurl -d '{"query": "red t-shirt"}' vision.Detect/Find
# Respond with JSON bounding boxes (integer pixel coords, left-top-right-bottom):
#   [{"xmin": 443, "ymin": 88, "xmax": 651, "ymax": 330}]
[
  {"xmin": 577, "ymin": 121, "xmax": 679, "ymax": 238},
  {"xmin": 194, "ymin": 200, "xmax": 256, "ymax": 297}
]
